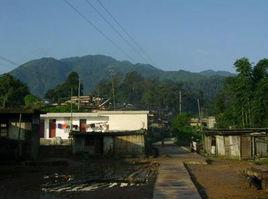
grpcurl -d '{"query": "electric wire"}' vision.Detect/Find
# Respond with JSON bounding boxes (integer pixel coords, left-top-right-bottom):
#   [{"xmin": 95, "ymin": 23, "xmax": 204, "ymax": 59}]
[
  {"xmin": 95, "ymin": 0, "xmax": 157, "ymax": 66},
  {"xmin": 63, "ymin": 0, "xmax": 135, "ymax": 63},
  {"xmin": 85, "ymin": 0, "xmax": 150, "ymax": 64}
]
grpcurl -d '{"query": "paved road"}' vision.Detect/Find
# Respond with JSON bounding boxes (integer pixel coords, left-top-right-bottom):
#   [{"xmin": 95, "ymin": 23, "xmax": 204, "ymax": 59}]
[{"xmin": 153, "ymin": 144, "xmax": 205, "ymax": 199}]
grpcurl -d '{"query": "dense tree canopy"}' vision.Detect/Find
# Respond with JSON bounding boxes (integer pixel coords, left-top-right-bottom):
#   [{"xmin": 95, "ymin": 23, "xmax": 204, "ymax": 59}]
[
  {"xmin": 24, "ymin": 94, "xmax": 43, "ymax": 109},
  {"xmin": 171, "ymin": 113, "xmax": 201, "ymax": 145},
  {"xmin": 0, "ymin": 74, "xmax": 30, "ymax": 108},
  {"xmin": 92, "ymin": 71, "xmax": 206, "ymax": 115},
  {"xmin": 45, "ymin": 72, "xmax": 83, "ymax": 103},
  {"xmin": 213, "ymin": 58, "xmax": 268, "ymax": 128}
]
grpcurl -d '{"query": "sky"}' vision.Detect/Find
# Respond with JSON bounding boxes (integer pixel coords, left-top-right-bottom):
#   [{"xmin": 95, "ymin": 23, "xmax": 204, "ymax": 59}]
[{"xmin": 0, "ymin": 0, "xmax": 268, "ymax": 74}]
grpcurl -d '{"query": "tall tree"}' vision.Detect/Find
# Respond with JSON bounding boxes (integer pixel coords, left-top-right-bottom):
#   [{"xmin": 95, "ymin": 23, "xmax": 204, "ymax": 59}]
[
  {"xmin": 45, "ymin": 72, "xmax": 83, "ymax": 103},
  {"xmin": 0, "ymin": 74, "xmax": 30, "ymax": 108},
  {"xmin": 213, "ymin": 57, "xmax": 268, "ymax": 128}
]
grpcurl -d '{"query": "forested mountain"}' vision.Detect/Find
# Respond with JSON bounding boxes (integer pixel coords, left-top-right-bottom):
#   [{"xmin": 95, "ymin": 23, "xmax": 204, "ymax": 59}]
[{"xmin": 9, "ymin": 55, "xmax": 233, "ymax": 99}]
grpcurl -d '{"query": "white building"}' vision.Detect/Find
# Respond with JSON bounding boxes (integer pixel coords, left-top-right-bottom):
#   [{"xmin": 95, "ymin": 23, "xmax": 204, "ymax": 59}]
[
  {"xmin": 40, "ymin": 111, "xmax": 149, "ymax": 140},
  {"xmin": 40, "ymin": 111, "xmax": 149, "ymax": 156}
]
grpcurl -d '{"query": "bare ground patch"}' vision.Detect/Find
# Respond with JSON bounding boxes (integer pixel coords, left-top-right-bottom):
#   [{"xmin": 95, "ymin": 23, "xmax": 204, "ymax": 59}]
[{"xmin": 186, "ymin": 159, "xmax": 268, "ymax": 199}]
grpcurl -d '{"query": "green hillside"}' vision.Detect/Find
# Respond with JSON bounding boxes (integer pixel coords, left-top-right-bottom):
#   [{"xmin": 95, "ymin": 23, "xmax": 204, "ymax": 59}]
[{"xmin": 9, "ymin": 54, "xmax": 232, "ymax": 98}]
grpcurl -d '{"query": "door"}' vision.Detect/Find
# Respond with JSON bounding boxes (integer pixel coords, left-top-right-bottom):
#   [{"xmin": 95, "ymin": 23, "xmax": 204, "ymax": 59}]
[
  {"xmin": 49, "ymin": 119, "xmax": 56, "ymax": 138},
  {"xmin": 241, "ymin": 136, "xmax": 251, "ymax": 160},
  {"xmin": 80, "ymin": 119, "xmax": 87, "ymax": 133}
]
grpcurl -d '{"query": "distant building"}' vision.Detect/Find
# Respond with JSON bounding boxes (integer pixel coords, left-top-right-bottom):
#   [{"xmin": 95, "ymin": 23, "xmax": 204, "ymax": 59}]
[
  {"xmin": 190, "ymin": 116, "xmax": 216, "ymax": 129},
  {"xmin": 61, "ymin": 96, "xmax": 108, "ymax": 110},
  {"xmin": 40, "ymin": 111, "xmax": 149, "ymax": 156}
]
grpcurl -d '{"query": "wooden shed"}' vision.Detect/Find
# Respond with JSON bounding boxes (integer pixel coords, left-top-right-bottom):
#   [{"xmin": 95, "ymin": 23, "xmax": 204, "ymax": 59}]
[
  {"xmin": 0, "ymin": 109, "xmax": 42, "ymax": 160},
  {"xmin": 203, "ymin": 129, "xmax": 268, "ymax": 160},
  {"xmin": 71, "ymin": 130, "xmax": 146, "ymax": 156}
]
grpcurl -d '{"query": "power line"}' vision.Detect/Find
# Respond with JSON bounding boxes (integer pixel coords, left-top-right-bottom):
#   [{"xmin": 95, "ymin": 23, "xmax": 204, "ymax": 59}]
[
  {"xmin": 85, "ymin": 0, "xmax": 150, "ymax": 64},
  {"xmin": 95, "ymin": 0, "xmax": 157, "ymax": 66},
  {"xmin": 63, "ymin": 0, "xmax": 135, "ymax": 63},
  {"xmin": 0, "ymin": 56, "xmax": 19, "ymax": 66}
]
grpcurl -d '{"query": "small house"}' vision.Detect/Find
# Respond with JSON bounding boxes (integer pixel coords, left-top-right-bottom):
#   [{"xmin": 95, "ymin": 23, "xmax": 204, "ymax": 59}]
[{"xmin": 203, "ymin": 129, "xmax": 268, "ymax": 160}]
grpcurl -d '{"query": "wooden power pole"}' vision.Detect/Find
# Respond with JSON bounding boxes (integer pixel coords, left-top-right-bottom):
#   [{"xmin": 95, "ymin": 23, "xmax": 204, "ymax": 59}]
[
  {"xmin": 78, "ymin": 80, "xmax": 81, "ymax": 111},
  {"xmin": 179, "ymin": 90, "xmax": 182, "ymax": 115},
  {"xmin": 197, "ymin": 98, "xmax": 201, "ymax": 120}
]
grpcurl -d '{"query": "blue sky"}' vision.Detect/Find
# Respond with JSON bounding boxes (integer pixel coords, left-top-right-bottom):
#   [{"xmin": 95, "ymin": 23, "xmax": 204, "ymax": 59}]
[{"xmin": 0, "ymin": 0, "xmax": 268, "ymax": 73}]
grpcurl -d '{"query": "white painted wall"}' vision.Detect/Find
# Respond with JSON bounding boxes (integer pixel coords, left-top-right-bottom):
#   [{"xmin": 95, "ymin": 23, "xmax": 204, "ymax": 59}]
[
  {"xmin": 229, "ymin": 136, "xmax": 240, "ymax": 158},
  {"xmin": 216, "ymin": 136, "xmax": 225, "ymax": 155},
  {"xmin": 41, "ymin": 111, "xmax": 148, "ymax": 140},
  {"xmin": 101, "ymin": 113, "xmax": 147, "ymax": 131},
  {"xmin": 43, "ymin": 118, "xmax": 106, "ymax": 139}
]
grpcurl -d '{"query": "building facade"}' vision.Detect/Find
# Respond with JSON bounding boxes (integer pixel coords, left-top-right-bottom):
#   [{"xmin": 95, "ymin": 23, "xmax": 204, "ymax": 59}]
[{"xmin": 40, "ymin": 111, "xmax": 149, "ymax": 156}]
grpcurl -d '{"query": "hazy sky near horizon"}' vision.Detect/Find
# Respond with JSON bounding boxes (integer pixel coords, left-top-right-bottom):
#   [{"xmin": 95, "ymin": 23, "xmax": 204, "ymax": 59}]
[{"xmin": 0, "ymin": 0, "xmax": 268, "ymax": 74}]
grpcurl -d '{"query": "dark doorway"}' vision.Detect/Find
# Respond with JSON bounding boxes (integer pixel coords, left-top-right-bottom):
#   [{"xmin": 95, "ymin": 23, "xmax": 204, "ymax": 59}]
[
  {"xmin": 49, "ymin": 119, "xmax": 56, "ymax": 138},
  {"xmin": 80, "ymin": 119, "xmax": 87, "ymax": 133}
]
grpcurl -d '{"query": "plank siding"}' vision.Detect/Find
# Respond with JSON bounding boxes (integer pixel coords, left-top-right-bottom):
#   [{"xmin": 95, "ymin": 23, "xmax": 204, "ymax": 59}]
[{"xmin": 240, "ymin": 136, "xmax": 251, "ymax": 159}]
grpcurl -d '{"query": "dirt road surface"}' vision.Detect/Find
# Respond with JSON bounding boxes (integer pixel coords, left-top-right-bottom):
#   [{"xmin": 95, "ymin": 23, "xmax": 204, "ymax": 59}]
[{"xmin": 187, "ymin": 159, "xmax": 268, "ymax": 199}]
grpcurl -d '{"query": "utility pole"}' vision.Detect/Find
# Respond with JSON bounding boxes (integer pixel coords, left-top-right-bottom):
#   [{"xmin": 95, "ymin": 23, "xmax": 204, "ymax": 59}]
[
  {"xmin": 18, "ymin": 113, "xmax": 22, "ymax": 157},
  {"xmin": 70, "ymin": 88, "xmax": 73, "ymax": 131},
  {"xmin": 179, "ymin": 90, "xmax": 182, "ymax": 115},
  {"xmin": 78, "ymin": 79, "xmax": 80, "ymax": 111},
  {"xmin": 197, "ymin": 98, "xmax": 201, "ymax": 120},
  {"xmin": 112, "ymin": 76, "xmax": 116, "ymax": 110}
]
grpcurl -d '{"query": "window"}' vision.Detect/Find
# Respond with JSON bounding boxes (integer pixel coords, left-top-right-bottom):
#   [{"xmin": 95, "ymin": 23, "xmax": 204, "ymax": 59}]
[{"xmin": 0, "ymin": 122, "xmax": 8, "ymax": 137}]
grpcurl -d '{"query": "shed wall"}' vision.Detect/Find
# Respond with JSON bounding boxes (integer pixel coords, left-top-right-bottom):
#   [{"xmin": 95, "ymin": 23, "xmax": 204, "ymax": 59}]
[
  {"xmin": 113, "ymin": 135, "xmax": 144, "ymax": 155},
  {"xmin": 241, "ymin": 136, "xmax": 251, "ymax": 159},
  {"xmin": 229, "ymin": 136, "xmax": 241, "ymax": 158},
  {"xmin": 216, "ymin": 136, "xmax": 225, "ymax": 155}
]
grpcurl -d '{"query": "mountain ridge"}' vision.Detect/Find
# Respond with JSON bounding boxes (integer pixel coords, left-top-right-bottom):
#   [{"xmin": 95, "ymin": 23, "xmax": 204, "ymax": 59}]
[{"xmin": 8, "ymin": 54, "xmax": 234, "ymax": 97}]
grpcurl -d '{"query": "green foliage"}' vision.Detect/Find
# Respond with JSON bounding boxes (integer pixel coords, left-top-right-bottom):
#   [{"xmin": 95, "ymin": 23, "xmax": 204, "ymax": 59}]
[
  {"xmin": 0, "ymin": 74, "xmax": 30, "ymax": 108},
  {"xmin": 24, "ymin": 94, "xmax": 43, "ymax": 109},
  {"xmin": 45, "ymin": 72, "xmax": 83, "ymax": 103},
  {"xmin": 171, "ymin": 113, "xmax": 201, "ymax": 145},
  {"xmin": 213, "ymin": 58, "xmax": 268, "ymax": 128},
  {"xmin": 93, "ymin": 71, "xmax": 207, "ymax": 114}
]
